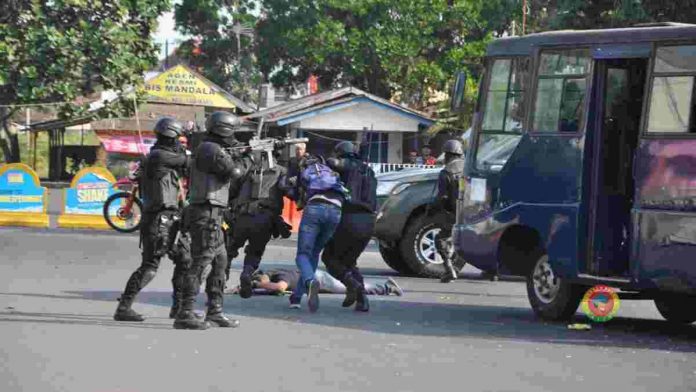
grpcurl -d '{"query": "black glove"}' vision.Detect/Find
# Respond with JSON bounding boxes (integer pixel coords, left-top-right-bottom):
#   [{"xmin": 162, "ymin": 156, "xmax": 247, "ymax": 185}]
[{"xmin": 272, "ymin": 215, "xmax": 292, "ymax": 239}]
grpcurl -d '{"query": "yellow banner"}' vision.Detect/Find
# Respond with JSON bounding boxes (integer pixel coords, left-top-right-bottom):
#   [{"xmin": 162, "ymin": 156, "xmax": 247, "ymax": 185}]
[{"xmin": 142, "ymin": 65, "xmax": 236, "ymax": 109}]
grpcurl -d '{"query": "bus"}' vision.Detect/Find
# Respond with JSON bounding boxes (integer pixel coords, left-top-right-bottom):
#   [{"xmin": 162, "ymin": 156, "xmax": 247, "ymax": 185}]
[{"xmin": 452, "ymin": 23, "xmax": 696, "ymax": 323}]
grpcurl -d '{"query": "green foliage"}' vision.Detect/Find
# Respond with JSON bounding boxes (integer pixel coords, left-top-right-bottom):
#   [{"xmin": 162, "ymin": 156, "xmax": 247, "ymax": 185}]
[
  {"xmin": 0, "ymin": 0, "xmax": 169, "ymax": 162},
  {"xmin": 258, "ymin": 0, "xmax": 519, "ymax": 109},
  {"xmin": 528, "ymin": 0, "xmax": 696, "ymax": 31},
  {"xmin": 174, "ymin": 0, "xmax": 261, "ymax": 103}
]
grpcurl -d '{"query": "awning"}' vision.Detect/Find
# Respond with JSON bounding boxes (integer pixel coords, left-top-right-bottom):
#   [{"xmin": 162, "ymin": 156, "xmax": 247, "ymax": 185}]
[{"xmin": 95, "ymin": 130, "xmax": 155, "ymax": 156}]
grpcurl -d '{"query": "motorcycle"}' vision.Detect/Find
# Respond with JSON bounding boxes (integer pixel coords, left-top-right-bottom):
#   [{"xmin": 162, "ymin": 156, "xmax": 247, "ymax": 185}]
[{"xmin": 102, "ymin": 163, "xmax": 143, "ymax": 233}]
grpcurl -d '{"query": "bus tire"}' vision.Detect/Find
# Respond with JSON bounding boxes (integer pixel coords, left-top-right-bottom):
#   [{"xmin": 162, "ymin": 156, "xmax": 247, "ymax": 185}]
[
  {"xmin": 654, "ymin": 295, "xmax": 696, "ymax": 324},
  {"xmin": 526, "ymin": 254, "xmax": 584, "ymax": 321}
]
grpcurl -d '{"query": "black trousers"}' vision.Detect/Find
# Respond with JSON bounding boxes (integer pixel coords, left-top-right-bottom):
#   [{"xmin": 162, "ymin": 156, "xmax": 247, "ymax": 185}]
[
  {"xmin": 435, "ymin": 212, "xmax": 455, "ymax": 266},
  {"xmin": 226, "ymin": 210, "xmax": 274, "ymax": 275},
  {"xmin": 180, "ymin": 204, "xmax": 227, "ymax": 314},
  {"xmin": 321, "ymin": 211, "xmax": 375, "ymax": 283},
  {"xmin": 121, "ymin": 209, "xmax": 190, "ymax": 302}
]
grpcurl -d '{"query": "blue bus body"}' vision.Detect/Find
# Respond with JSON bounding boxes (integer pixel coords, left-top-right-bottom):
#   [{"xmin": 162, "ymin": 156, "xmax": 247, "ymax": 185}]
[{"xmin": 453, "ymin": 24, "xmax": 696, "ymax": 320}]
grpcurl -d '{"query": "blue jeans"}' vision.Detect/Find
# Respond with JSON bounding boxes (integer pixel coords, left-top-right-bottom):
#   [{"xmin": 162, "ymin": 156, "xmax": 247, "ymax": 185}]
[{"xmin": 293, "ymin": 203, "xmax": 342, "ymax": 299}]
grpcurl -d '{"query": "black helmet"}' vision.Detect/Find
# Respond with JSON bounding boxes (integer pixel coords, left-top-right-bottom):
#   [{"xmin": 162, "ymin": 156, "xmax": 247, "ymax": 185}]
[
  {"xmin": 206, "ymin": 111, "xmax": 243, "ymax": 137},
  {"xmin": 443, "ymin": 139, "xmax": 464, "ymax": 155},
  {"xmin": 154, "ymin": 117, "xmax": 183, "ymax": 138},
  {"xmin": 334, "ymin": 140, "xmax": 356, "ymax": 156}
]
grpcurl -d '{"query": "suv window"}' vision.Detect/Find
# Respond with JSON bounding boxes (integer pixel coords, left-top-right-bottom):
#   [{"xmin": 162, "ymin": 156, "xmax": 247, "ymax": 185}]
[
  {"xmin": 532, "ymin": 50, "xmax": 591, "ymax": 133},
  {"xmin": 646, "ymin": 45, "xmax": 696, "ymax": 134},
  {"xmin": 475, "ymin": 57, "xmax": 529, "ymax": 172}
]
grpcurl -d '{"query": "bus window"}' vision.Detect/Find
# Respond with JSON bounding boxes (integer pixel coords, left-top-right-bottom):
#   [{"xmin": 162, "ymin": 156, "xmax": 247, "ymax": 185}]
[
  {"xmin": 481, "ymin": 58, "xmax": 528, "ymax": 132},
  {"xmin": 532, "ymin": 50, "xmax": 591, "ymax": 133},
  {"xmin": 647, "ymin": 45, "xmax": 696, "ymax": 134},
  {"xmin": 475, "ymin": 57, "xmax": 529, "ymax": 172}
]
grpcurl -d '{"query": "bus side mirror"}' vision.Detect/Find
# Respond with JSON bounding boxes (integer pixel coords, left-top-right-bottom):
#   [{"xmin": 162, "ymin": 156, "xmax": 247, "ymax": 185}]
[{"xmin": 450, "ymin": 71, "xmax": 467, "ymax": 113}]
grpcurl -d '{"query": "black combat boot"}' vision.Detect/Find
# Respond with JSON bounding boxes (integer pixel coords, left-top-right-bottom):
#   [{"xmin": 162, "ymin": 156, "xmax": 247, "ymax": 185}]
[
  {"xmin": 173, "ymin": 278, "xmax": 208, "ymax": 330},
  {"xmin": 440, "ymin": 257, "xmax": 458, "ymax": 283},
  {"xmin": 239, "ymin": 265, "xmax": 256, "ymax": 299},
  {"xmin": 341, "ymin": 271, "xmax": 358, "ymax": 308},
  {"xmin": 174, "ymin": 311, "xmax": 209, "ymax": 330},
  {"xmin": 355, "ymin": 289, "xmax": 370, "ymax": 312},
  {"xmin": 114, "ymin": 296, "xmax": 145, "ymax": 322},
  {"xmin": 205, "ymin": 297, "xmax": 240, "ymax": 328},
  {"xmin": 169, "ymin": 293, "xmax": 180, "ymax": 319}
]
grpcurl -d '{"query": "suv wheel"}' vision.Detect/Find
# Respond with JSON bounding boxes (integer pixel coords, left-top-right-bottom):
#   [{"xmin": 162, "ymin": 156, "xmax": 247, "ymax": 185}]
[
  {"xmin": 400, "ymin": 213, "xmax": 466, "ymax": 278},
  {"xmin": 378, "ymin": 243, "xmax": 414, "ymax": 275}
]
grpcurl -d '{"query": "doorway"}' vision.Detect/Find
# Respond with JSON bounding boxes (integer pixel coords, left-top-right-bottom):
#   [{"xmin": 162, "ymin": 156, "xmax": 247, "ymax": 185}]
[{"xmin": 588, "ymin": 58, "xmax": 647, "ymax": 276}]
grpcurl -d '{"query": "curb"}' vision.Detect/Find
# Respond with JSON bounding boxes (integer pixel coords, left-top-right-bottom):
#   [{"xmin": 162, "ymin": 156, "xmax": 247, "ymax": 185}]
[{"xmin": 0, "ymin": 211, "xmax": 50, "ymax": 228}]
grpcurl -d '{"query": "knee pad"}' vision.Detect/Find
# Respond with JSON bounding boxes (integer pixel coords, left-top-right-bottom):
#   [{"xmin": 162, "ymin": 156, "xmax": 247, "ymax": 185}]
[{"xmin": 140, "ymin": 268, "xmax": 157, "ymax": 288}]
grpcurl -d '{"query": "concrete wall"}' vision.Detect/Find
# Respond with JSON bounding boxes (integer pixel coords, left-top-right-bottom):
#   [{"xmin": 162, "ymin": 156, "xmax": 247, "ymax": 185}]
[{"xmin": 296, "ymin": 101, "xmax": 423, "ymax": 133}]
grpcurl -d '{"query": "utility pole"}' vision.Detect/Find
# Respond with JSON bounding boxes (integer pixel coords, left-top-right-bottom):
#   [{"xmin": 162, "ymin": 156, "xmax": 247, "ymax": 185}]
[
  {"xmin": 164, "ymin": 40, "xmax": 169, "ymax": 70},
  {"xmin": 522, "ymin": 0, "xmax": 528, "ymax": 35}
]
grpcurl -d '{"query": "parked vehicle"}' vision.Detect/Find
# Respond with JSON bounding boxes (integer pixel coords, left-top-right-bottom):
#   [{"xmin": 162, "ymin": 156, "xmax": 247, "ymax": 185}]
[{"xmin": 453, "ymin": 23, "xmax": 696, "ymax": 323}]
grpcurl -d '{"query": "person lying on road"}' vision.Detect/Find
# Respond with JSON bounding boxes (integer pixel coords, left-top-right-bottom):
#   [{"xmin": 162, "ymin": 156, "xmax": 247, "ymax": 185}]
[{"xmin": 227, "ymin": 268, "xmax": 403, "ymax": 308}]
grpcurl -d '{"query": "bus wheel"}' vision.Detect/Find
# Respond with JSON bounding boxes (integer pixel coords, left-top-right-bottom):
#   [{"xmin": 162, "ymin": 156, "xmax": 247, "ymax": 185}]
[
  {"xmin": 654, "ymin": 295, "xmax": 696, "ymax": 324},
  {"xmin": 526, "ymin": 254, "xmax": 583, "ymax": 321}
]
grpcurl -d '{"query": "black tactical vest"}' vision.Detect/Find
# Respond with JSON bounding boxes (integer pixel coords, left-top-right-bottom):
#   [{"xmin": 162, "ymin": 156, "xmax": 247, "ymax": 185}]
[
  {"xmin": 443, "ymin": 157, "xmax": 465, "ymax": 211},
  {"xmin": 189, "ymin": 141, "xmax": 232, "ymax": 207},
  {"xmin": 140, "ymin": 147, "xmax": 184, "ymax": 212},
  {"xmin": 235, "ymin": 162, "xmax": 284, "ymax": 214}
]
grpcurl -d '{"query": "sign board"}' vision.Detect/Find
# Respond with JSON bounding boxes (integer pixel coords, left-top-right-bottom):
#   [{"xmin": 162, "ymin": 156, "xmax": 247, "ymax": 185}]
[
  {"xmin": 58, "ymin": 167, "xmax": 116, "ymax": 229},
  {"xmin": 95, "ymin": 130, "xmax": 156, "ymax": 156},
  {"xmin": 0, "ymin": 163, "xmax": 49, "ymax": 227},
  {"xmin": 0, "ymin": 163, "xmax": 46, "ymax": 213},
  {"xmin": 63, "ymin": 167, "xmax": 117, "ymax": 215},
  {"xmin": 143, "ymin": 64, "xmax": 237, "ymax": 108}
]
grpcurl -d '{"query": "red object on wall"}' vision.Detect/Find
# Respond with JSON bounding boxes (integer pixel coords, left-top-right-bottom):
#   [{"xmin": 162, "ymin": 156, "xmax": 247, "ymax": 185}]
[
  {"xmin": 282, "ymin": 197, "xmax": 302, "ymax": 233},
  {"xmin": 307, "ymin": 74, "xmax": 319, "ymax": 94}
]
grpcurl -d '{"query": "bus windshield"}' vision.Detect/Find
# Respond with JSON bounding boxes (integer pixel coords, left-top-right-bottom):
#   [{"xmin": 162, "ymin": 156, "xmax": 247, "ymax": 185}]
[{"xmin": 473, "ymin": 57, "xmax": 529, "ymax": 172}]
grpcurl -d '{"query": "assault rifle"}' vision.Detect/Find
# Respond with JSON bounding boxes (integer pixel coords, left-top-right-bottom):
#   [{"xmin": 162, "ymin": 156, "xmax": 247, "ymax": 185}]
[{"xmin": 225, "ymin": 118, "xmax": 308, "ymax": 169}]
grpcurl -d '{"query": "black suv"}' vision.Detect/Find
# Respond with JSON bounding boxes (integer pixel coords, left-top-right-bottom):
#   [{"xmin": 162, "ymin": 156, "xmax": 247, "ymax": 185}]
[{"xmin": 374, "ymin": 167, "xmax": 466, "ymax": 277}]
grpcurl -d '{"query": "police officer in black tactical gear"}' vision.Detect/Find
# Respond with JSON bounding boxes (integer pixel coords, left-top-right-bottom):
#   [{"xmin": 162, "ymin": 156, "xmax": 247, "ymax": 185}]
[
  {"xmin": 322, "ymin": 140, "xmax": 378, "ymax": 312},
  {"xmin": 435, "ymin": 139, "xmax": 465, "ymax": 283},
  {"xmin": 114, "ymin": 117, "xmax": 190, "ymax": 322},
  {"xmin": 225, "ymin": 150, "xmax": 290, "ymax": 299},
  {"xmin": 173, "ymin": 111, "xmax": 253, "ymax": 330}
]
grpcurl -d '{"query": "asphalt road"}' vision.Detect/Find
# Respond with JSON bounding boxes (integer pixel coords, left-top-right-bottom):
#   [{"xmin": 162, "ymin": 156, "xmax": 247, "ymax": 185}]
[{"xmin": 1, "ymin": 227, "xmax": 695, "ymax": 392}]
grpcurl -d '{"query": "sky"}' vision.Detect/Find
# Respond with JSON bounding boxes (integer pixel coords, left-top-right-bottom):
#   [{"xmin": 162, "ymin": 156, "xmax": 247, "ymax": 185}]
[
  {"xmin": 151, "ymin": 0, "xmax": 261, "ymax": 59},
  {"xmin": 152, "ymin": 6, "xmax": 187, "ymax": 60}
]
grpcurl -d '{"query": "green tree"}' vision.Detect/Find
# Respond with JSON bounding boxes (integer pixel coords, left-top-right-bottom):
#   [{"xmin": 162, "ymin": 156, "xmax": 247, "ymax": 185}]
[
  {"xmin": 0, "ymin": 0, "xmax": 169, "ymax": 163},
  {"xmin": 527, "ymin": 0, "xmax": 696, "ymax": 31},
  {"xmin": 174, "ymin": 0, "xmax": 261, "ymax": 103},
  {"xmin": 257, "ymin": 0, "xmax": 518, "ymax": 110}
]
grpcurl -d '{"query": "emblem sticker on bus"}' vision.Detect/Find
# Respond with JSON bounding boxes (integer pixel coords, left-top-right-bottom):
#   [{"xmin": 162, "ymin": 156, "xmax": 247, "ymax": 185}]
[{"xmin": 581, "ymin": 285, "xmax": 620, "ymax": 322}]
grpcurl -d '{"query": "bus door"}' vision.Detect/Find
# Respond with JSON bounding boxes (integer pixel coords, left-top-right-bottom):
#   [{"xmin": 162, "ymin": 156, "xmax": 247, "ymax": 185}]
[
  {"xmin": 586, "ymin": 55, "xmax": 648, "ymax": 277},
  {"xmin": 632, "ymin": 45, "xmax": 696, "ymax": 292}
]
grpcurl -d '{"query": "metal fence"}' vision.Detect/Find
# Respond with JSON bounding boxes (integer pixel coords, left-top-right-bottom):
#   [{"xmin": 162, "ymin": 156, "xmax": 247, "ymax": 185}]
[{"xmin": 368, "ymin": 163, "xmax": 440, "ymax": 174}]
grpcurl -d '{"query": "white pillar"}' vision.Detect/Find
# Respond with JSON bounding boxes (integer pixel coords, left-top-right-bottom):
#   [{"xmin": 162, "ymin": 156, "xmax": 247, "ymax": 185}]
[{"xmin": 388, "ymin": 132, "xmax": 403, "ymax": 163}]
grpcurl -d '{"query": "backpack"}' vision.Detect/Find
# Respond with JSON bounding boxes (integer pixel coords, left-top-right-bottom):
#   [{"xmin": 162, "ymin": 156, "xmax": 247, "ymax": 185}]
[
  {"xmin": 300, "ymin": 158, "xmax": 348, "ymax": 198},
  {"xmin": 343, "ymin": 159, "xmax": 377, "ymax": 213}
]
